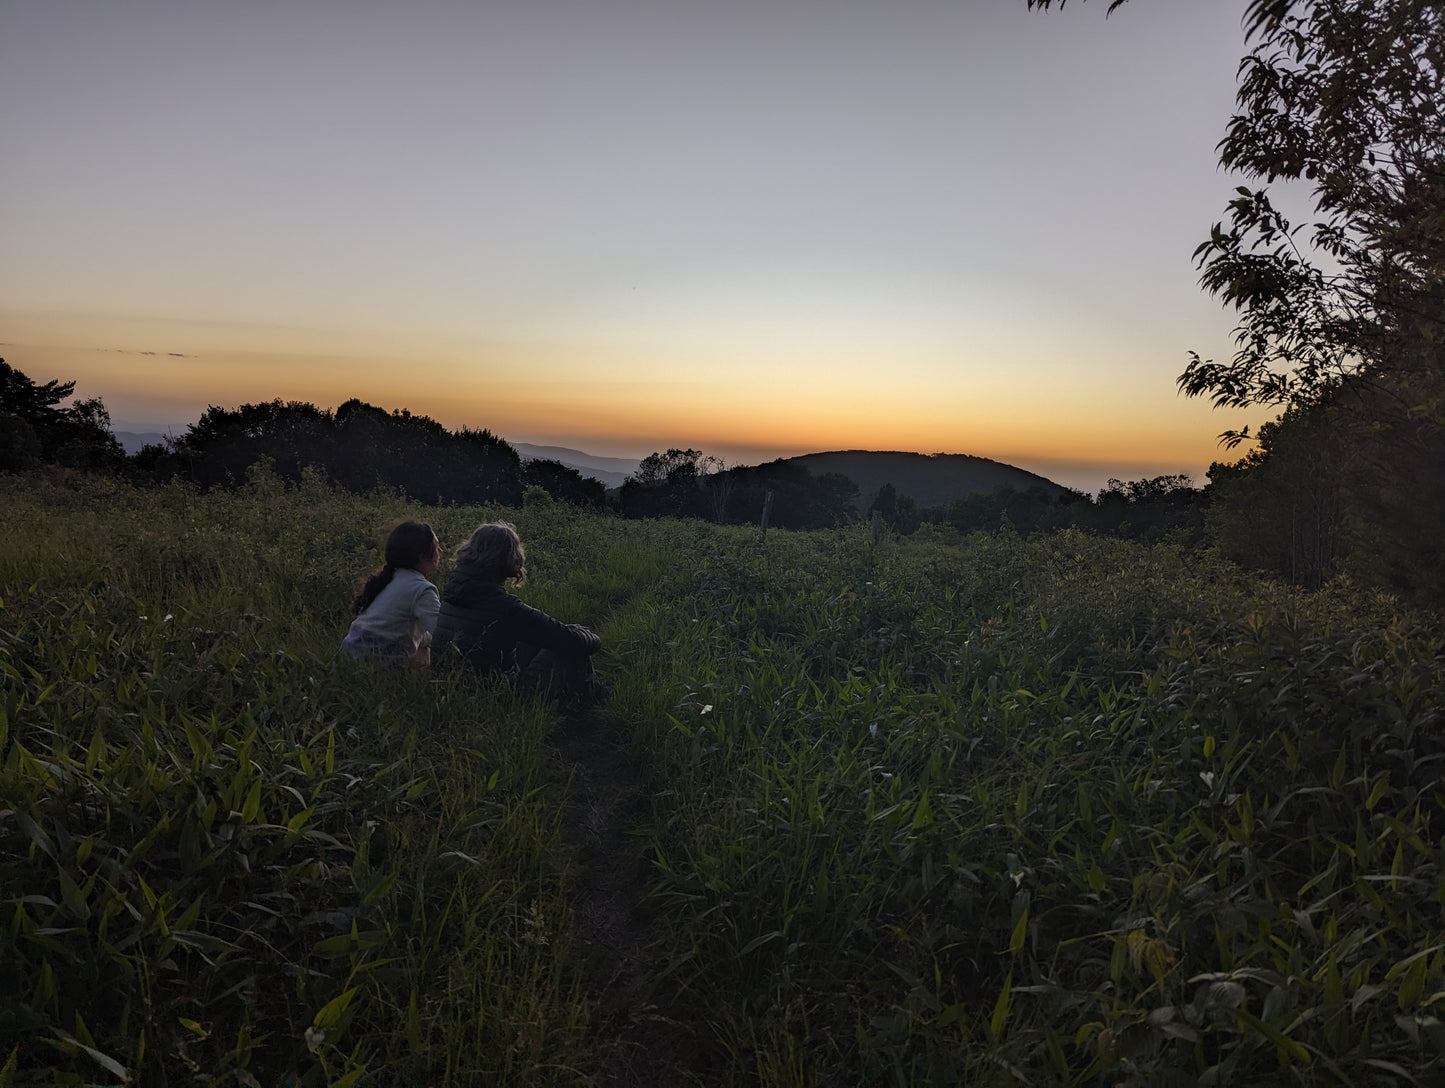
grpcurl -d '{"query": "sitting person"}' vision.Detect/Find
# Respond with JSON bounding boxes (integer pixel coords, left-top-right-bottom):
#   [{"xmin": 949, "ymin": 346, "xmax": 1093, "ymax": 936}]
[
  {"xmin": 341, "ymin": 520, "xmax": 441, "ymax": 669},
  {"xmin": 433, "ymin": 521, "xmax": 604, "ymax": 705}
]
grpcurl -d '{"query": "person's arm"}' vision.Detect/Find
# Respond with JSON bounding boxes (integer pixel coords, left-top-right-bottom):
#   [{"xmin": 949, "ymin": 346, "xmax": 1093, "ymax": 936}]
[
  {"xmin": 507, "ymin": 597, "xmax": 600, "ymax": 657},
  {"xmin": 416, "ymin": 581, "xmax": 441, "ymax": 636},
  {"xmin": 411, "ymin": 581, "xmax": 441, "ymax": 671},
  {"xmin": 565, "ymin": 623, "xmax": 601, "ymax": 655}
]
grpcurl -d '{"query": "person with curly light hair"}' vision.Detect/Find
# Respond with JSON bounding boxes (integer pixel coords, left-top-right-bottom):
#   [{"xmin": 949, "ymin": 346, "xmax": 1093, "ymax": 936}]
[{"xmin": 433, "ymin": 521, "xmax": 605, "ymax": 705}]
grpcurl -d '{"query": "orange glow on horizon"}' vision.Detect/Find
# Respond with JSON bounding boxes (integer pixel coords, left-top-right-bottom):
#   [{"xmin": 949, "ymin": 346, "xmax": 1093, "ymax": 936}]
[{"xmin": 7, "ymin": 332, "xmax": 1257, "ymax": 486}]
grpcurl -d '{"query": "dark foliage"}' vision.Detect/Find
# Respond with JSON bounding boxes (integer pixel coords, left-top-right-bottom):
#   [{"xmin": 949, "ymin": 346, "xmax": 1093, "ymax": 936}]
[
  {"xmin": 1208, "ymin": 381, "xmax": 1445, "ymax": 603},
  {"xmin": 926, "ymin": 485, "xmax": 1084, "ymax": 537},
  {"xmin": 731, "ymin": 461, "xmax": 859, "ymax": 530},
  {"xmin": 618, "ymin": 451, "xmax": 859, "ymax": 530},
  {"xmin": 618, "ymin": 449, "xmax": 708, "ymax": 518},
  {"xmin": 1183, "ymin": 0, "xmax": 1445, "ymax": 603},
  {"xmin": 868, "ymin": 483, "xmax": 921, "ymax": 535},
  {"xmin": 165, "ymin": 398, "xmax": 526, "ymax": 505},
  {"xmin": 917, "ymin": 478, "xmax": 1202, "ymax": 543},
  {"xmin": 522, "ymin": 458, "xmax": 605, "ymax": 507},
  {"xmin": 0, "ymin": 360, "xmax": 125, "ymax": 471},
  {"xmin": 1177, "ymin": 0, "xmax": 1445, "ymax": 424},
  {"xmin": 1082, "ymin": 474, "xmax": 1208, "ymax": 542},
  {"xmin": 617, "ymin": 450, "xmax": 1215, "ymax": 545},
  {"xmin": 1030, "ymin": 0, "xmax": 1445, "ymax": 602}
]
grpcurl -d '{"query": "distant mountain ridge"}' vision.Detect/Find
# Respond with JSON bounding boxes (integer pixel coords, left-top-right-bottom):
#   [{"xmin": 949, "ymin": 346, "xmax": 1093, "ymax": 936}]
[
  {"xmin": 782, "ymin": 450, "xmax": 1069, "ymax": 509},
  {"xmin": 114, "ymin": 431, "xmax": 171, "ymax": 454},
  {"xmin": 511, "ymin": 443, "xmax": 640, "ymax": 489},
  {"xmin": 111, "ymin": 428, "xmax": 1063, "ymax": 506}
]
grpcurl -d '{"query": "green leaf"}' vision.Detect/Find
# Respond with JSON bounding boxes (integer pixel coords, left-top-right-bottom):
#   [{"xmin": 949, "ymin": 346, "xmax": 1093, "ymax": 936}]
[
  {"xmin": 240, "ymin": 779, "xmax": 262, "ymax": 823},
  {"xmin": 1365, "ymin": 775, "xmax": 1390, "ymax": 811},
  {"xmin": 184, "ymin": 715, "xmax": 209, "ymax": 766},
  {"xmin": 85, "ymin": 729, "xmax": 106, "ymax": 773},
  {"xmin": 1009, "ymin": 907, "xmax": 1029, "ymax": 954},
  {"xmin": 363, "ymin": 872, "xmax": 399, "ymax": 907},
  {"xmin": 1223, "ymin": 1005, "xmax": 1310, "ymax": 1064},
  {"xmin": 737, "ymin": 930, "xmax": 784, "ymax": 956},
  {"xmin": 1398, "ymin": 954, "xmax": 1429, "ymax": 1009},
  {"xmin": 937, "ymin": 1003, "xmax": 966, "ymax": 1030},
  {"xmin": 48, "ymin": 1028, "xmax": 128, "ymax": 1080},
  {"xmin": 911, "ymin": 791, "xmax": 934, "ymax": 831},
  {"xmin": 313, "ymin": 986, "xmax": 359, "ymax": 1031},
  {"xmin": 56, "ymin": 868, "xmax": 90, "ymax": 921},
  {"xmin": 989, "ymin": 973, "xmax": 1013, "ymax": 1041},
  {"xmin": 15, "ymin": 811, "xmax": 56, "ymax": 860}
]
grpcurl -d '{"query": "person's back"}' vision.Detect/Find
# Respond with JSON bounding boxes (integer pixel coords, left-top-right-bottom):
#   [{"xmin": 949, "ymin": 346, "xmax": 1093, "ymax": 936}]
[
  {"xmin": 433, "ymin": 521, "xmax": 602, "ymax": 703},
  {"xmin": 344, "ymin": 567, "xmax": 441, "ymax": 665},
  {"xmin": 342, "ymin": 521, "xmax": 441, "ymax": 669}
]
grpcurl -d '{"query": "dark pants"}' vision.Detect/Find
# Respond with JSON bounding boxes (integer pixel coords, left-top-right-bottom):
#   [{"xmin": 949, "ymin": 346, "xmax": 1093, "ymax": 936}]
[{"xmin": 515, "ymin": 642, "xmax": 603, "ymax": 706}]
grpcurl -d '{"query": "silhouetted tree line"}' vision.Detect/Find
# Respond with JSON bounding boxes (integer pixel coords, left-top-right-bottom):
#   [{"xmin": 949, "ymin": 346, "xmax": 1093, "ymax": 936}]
[
  {"xmin": 1205, "ymin": 377, "xmax": 1445, "ymax": 604},
  {"xmin": 6, "ymin": 357, "xmax": 1442, "ymax": 605},
  {"xmin": 1, "ymin": 363, "xmax": 605, "ymax": 508},
  {"xmin": 618, "ymin": 448, "xmax": 858, "ymax": 530},
  {"xmin": 869, "ymin": 483, "xmax": 923, "ymax": 535},
  {"xmin": 0, "ymin": 360, "xmax": 125, "ymax": 472},
  {"xmin": 156, "ymin": 397, "xmax": 608, "ymax": 507},
  {"xmin": 911, "ymin": 475, "xmax": 1206, "ymax": 543},
  {"xmin": 618, "ymin": 450, "xmax": 1211, "ymax": 544}
]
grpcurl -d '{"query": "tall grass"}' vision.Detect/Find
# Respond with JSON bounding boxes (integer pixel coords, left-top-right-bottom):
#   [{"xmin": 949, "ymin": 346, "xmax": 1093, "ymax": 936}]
[
  {"xmin": 610, "ymin": 523, "xmax": 1445, "ymax": 1085},
  {"xmin": 0, "ymin": 468, "xmax": 667, "ymax": 1085},
  {"xmin": 4, "ymin": 470, "xmax": 1442, "ymax": 1085}
]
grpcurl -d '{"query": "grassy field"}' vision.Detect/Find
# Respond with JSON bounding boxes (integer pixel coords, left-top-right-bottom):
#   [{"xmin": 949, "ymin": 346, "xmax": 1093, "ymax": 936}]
[{"xmin": 3, "ymin": 468, "xmax": 1443, "ymax": 1086}]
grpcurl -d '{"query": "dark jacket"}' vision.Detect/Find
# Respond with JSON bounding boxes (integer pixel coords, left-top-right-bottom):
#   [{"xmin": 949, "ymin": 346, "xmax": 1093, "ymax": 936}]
[{"xmin": 433, "ymin": 562, "xmax": 599, "ymax": 677}]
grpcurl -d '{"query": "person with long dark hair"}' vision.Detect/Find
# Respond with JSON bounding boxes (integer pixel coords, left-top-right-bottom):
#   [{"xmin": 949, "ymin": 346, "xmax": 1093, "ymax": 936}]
[{"xmin": 342, "ymin": 520, "xmax": 441, "ymax": 669}]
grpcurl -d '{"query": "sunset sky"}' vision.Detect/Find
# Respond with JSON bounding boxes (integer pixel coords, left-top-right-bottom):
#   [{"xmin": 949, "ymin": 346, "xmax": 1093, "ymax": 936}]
[{"xmin": 2, "ymin": 0, "xmax": 1266, "ymax": 492}]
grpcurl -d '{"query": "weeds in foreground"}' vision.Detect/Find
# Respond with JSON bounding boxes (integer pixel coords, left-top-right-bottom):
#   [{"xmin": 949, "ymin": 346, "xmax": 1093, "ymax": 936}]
[
  {"xmin": 0, "ymin": 471, "xmax": 665, "ymax": 1085},
  {"xmin": 3, "ymin": 472, "xmax": 1442, "ymax": 1085},
  {"xmin": 614, "ymin": 526, "xmax": 1445, "ymax": 1086}
]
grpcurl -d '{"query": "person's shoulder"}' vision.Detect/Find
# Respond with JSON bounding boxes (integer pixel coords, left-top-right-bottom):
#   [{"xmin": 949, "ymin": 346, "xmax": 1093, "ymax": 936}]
[
  {"xmin": 443, "ymin": 562, "xmax": 495, "ymax": 590},
  {"xmin": 396, "ymin": 568, "xmax": 439, "ymax": 595},
  {"xmin": 501, "ymin": 590, "xmax": 550, "ymax": 621}
]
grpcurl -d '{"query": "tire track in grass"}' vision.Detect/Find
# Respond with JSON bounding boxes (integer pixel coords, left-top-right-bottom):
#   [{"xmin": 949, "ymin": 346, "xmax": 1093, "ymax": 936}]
[
  {"xmin": 541, "ymin": 549, "xmax": 715, "ymax": 1087},
  {"xmin": 550, "ymin": 705, "xmax": 710, "ymax": 1086}
]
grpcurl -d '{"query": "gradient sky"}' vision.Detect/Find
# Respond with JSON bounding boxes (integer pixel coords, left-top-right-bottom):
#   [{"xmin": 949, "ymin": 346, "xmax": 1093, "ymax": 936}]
[{"xmin": 2, "ymin": 0, "xmax": 1266, "ymax": 493}]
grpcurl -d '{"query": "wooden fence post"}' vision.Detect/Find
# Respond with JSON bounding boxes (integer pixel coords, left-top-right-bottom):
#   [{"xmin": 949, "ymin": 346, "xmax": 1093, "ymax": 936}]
[
  {"xmin": 760, "ymin": 490, "xmax": 774, "ymax": 542},
  {"xmin": 870, "ymin": 510, "xmax": 883, "ymax": 548}
]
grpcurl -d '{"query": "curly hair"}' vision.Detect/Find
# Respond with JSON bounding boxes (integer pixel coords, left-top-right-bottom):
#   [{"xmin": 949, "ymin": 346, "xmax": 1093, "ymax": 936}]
[
  {"xmin": 352, "ymin": 520, "xmax": 440, "ymax": 614},
  {"xmin": 453, "ymin": 521, "xmax": 526, "ymax": 584}
]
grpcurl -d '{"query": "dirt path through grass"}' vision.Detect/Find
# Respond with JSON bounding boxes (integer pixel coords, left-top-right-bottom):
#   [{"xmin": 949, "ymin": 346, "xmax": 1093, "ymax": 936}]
[{"xmin": 550, "ymin": 709, "xmax": 708, "ymax": 1086}]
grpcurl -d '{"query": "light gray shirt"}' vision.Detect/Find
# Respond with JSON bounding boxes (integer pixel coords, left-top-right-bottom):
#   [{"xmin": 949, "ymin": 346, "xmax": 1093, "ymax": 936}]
[{"xmin": 341, "ymin": 568, "xmax": 440, "ymax": 663}]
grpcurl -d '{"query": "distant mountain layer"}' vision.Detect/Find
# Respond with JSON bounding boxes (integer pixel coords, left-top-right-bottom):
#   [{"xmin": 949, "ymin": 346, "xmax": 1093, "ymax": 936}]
[
  {"xmin": 112, "ymin": 430, "xmax": 1062, "ymax": 507},
  {"xmin": 114, "ymin": 431, "xmax": 170, "ymax": 454},
  {"xmin": 782, "ymin": 450, "xmax": 1069, "ymax": 509},
  {"xmin": 511, "ymin": 443, "xmax": 640, "ymax": 489}
]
